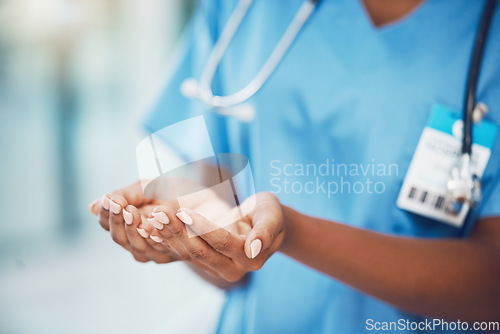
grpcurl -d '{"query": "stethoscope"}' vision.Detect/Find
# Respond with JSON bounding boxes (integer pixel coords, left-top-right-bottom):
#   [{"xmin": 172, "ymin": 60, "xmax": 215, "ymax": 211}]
[
  {"xmin": 180, "ymin": 0, "xmax": 497, "ymax": 214},
  {"xmin": 447, "ymin": 0, "xmax": 497, "ymax": 215},
  {"xmin": 181, "ymin": 0, "xmax": 319, "ymax": 121}
]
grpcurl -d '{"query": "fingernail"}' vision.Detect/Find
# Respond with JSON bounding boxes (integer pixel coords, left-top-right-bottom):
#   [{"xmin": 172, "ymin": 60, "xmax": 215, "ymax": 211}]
[
  {"xmin": 137, "ymin": 228, "xmax": 149, "ymax": 238},
  {"xmin": 150, "ymin": 235, "xmax": 162, "ymax": 243},
  {"xmin": 176, "ymin": 211, "xmax": 193, "ymax": 225},
  {"xmin": 148, "ymin": 217, "xmax": 164, "ymax": 230},
  {"xmin": 152, "ymin": 211, "xmax": 169, "ymax": 224},
  {"xmin": 109, "ymin": 200, "xmax": 121, "ymax": 214},
  {"xmin": 101, "ymin": 195, "xmax": 110, "ymax": 210},
  {"xmin": 123, "ymin": 209, "xmax": 133, "ymax": 225},
  {"xmin": 250, "ymin": 239, "xmax": 262, "ymax": 259}
]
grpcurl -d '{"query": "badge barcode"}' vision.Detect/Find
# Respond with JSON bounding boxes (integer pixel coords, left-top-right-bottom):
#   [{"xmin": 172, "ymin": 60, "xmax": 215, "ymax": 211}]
[{"xmin": 408, "ymin": 186, "xmax": 446, "ymax": 211}]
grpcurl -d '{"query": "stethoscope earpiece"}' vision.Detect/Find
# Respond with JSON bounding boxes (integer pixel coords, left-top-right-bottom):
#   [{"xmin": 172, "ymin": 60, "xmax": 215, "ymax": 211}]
[
  {"xmin": 180, "ymin": 78, "xmax": 201, "ymax": 100},
  {"xmin": 181, "ymin": 78, "xmax": 257, "ymax": 122},
  {"xmin": 218, "ymin": 104, "xmax": 256, "ymax": 122}
]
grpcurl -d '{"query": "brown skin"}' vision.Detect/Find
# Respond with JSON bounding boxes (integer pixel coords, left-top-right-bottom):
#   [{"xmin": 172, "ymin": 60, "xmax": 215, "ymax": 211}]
[
  {"xmin": 89, "ymin": 185, "xmax": 282, "ymax": 288},
  {"xmin": 90, "ymin": 182, "xmax": 500, "ymax": 322},
  {"xmin": 362, "ymin": 0, "xmax": 425, "ymax": 27},
  {"xmin": 89, "ymin": 0, "xmax": 500, "ymax": 322},
  {"xmin": 281, "ymin": 207, "xmax": 500, "ymax": 322}
]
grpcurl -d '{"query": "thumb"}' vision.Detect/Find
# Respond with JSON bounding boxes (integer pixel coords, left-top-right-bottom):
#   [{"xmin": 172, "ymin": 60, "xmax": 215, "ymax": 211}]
[
  {"xmin": 244, "ymin": 208, "xmax": 282, "ymax": 260},
  {"xmin": 88, "ymin": 199, "xmax": 101, "ymax": 215}
]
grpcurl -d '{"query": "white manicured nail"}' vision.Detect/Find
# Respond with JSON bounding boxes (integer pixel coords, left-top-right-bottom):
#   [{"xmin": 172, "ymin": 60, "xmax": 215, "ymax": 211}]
[
  {"xmin": 152, "ymin": 211, "xmax": 169, "ymax": 224},
  {"xmin": 123, "ymin": 209, "xmax": 133, "ymax": 225},
  {"xmin": 148, "ymin": 217, "xmax": 163, "ymax": 230},
  {"xmin": 150, "ymin": 235, "xmax": 162, "ymax": 243},
  {"xmin": 137, "ymin": 228, "xmax": 149, "ymax": 238},
  {"xmin": 109, "ymin": 200, "xmax": 121, "ymax": 214},
  {"xmin": 101, "ymin": 195, "xmax": 110, "ymax": 210},
  {"xmin": 250, "ymin": 239, "xmax": 262, "ymax": 259},
  {"xmin": 176, "ymin": 211, "xmax": 193, "ymax": 225}
]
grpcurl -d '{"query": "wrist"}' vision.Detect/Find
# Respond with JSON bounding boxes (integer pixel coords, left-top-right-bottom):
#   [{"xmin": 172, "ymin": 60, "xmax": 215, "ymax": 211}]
[{"xmin": 278, "ymin": 204, "xmax": 299, "ymax": 255}]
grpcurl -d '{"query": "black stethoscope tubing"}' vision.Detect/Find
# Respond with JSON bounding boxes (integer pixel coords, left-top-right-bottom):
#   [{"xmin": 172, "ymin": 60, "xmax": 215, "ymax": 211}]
[{"xmin": 462, "ymin": 0, "xmax": 497, "ymax": 155}]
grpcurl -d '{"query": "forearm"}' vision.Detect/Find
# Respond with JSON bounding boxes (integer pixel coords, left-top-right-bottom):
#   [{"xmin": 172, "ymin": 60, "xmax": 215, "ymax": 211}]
[{"xmin": 279, "ymin": 206, "xmax": 500, "ymax": 321}]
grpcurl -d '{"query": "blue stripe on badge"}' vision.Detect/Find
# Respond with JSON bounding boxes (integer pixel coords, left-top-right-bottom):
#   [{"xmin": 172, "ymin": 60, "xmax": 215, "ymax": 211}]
[{"xmin": 428, "ymin": 104, "xmax": 498, "ymax": 149}]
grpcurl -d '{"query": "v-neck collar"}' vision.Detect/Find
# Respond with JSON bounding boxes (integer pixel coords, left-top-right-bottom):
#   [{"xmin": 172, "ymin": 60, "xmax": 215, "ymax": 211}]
[{"xmin": 354, "ymin": 0, "xmax": 431, "ymax": 33}]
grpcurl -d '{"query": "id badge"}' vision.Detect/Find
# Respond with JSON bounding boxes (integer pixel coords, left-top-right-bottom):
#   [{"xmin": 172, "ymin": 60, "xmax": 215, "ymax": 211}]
[{"xmin": 397, "ymin": 104, "xmax": 498, "ymax": 227}]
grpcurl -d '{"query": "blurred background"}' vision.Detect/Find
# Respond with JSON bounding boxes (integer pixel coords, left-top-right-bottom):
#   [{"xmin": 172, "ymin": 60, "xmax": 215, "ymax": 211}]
[{"xmin": 0, "ymin": 0, "xmax": 224, "ymax": 333}]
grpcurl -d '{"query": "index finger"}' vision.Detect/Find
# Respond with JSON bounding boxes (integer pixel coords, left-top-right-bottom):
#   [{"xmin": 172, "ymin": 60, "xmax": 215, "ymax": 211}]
[{"xmin": 177, "ymin": 208, "xmax": 247, "ymax": 262}]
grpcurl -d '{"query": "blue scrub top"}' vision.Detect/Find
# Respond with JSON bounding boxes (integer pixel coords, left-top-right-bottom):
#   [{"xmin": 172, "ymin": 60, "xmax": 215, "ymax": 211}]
[{"xmin": 143, "ymin": 0, "xmax": 500, "ymax": 333}]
